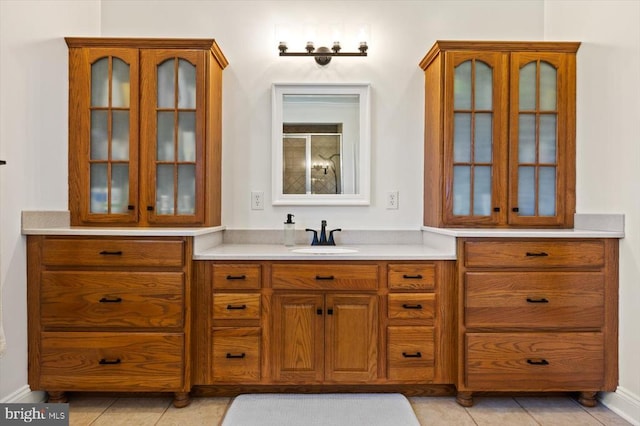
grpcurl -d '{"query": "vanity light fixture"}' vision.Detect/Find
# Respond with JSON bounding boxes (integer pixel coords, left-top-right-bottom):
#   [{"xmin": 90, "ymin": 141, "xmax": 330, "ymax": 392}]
[{"xmin": 278, "ymin": 40, "xmax": 368, "ymax": 66}]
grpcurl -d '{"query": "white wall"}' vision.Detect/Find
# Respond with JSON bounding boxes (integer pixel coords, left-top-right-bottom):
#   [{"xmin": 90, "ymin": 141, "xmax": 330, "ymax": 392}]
[
  {"xmin": 0, "ymin": 0, "xmax": 101, "ymax": 401},
  {"xmin": 1, "ymin": 1, "xmax": 638, "ymax": 423},
  {"xmin": 544, "ymin": 1, "xmax": 640, "ymax": 423}
]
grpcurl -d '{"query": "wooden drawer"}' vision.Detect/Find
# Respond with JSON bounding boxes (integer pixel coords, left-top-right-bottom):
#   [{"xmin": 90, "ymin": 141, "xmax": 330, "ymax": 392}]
[
  {"xmin": 463, "ymin": 240, "xmax": 604, "ymax": 268},
  {"xmin": 388, "ymin": 294, "xmax": 435, "ymax": 322},
  {"xmin": 387, "ymin": 326, "xmax": 434, "ymax": 381},
  {"xmin": 39, "ymin": 332, "xmax": 184, "ymax": 390},
  {"xmin": 272, "ymin": 264, "xmax": 378, "ymax": 290},
  {"xmin": 42, "ymin": 238, "xmax": 185, "ymax": 268},
  {"xmin": 388, "ymin": 264, "xmax": 435, "ymax": 290},
  {"xmin": 211, "ymin": 327, "xmax": 261, "ymax": 382},
  {"xmin": 464, "ymin": 272, "xmax": 604, "ymax": 329},
  {"xmin": 40, "ymin": 271, "xmax": 184, "ymax": 328},
  {"xmin": 213, "ymin": 264, "xmax": 261, "ymax": 289},
  {"xmin": 465, "ymin": 332, "xmax": 604, "ymax": 390},
  {"xmin": 213, "ymin": 294, "xmax": 261, "ymax": 320}
]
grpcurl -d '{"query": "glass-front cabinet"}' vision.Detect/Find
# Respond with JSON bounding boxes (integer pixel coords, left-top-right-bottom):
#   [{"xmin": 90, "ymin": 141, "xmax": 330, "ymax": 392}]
[
  {"xmin": 421, "ymin": 41, "xmax": 579, "ymax": 228},
  {"xmin": 67, "ymin": 38, "xmax": 228, "ymax": 226}
]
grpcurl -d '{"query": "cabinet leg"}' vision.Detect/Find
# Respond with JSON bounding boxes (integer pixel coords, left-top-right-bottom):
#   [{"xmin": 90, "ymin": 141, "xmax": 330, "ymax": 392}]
[
  {"xmin": 173, "ymin": 392, "xmax": 190, "ymax": 408},
  {"xmin": 47, "ymin": 391, "xmax": 68, "ymax": 404},
  {"xmin": 456, "ymin": 391, "xmax": 474, "ymax": 407},
  {"xmin": 578, "ymin": 391, "xmax": 598, "ymax": 407}
]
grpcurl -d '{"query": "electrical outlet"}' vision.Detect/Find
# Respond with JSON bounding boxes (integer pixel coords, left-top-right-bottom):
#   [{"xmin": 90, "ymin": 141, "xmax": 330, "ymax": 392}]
[
  {"xmin": 386, "ymin": 191, "xmax": 399, "ymax": 209},
  {"xmin": 251, "ymin": 191, "xmax": 264, "ymax": 210}
]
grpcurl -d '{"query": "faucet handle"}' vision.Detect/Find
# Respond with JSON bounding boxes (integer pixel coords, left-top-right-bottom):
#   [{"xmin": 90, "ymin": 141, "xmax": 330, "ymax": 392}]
[
  {"xmin": 328, "ymin": 228, "xmax": 342, "ymax": 245},
  {"xmin": 305, "ymin": 228, "xmax": 319, "ymax": 246}
]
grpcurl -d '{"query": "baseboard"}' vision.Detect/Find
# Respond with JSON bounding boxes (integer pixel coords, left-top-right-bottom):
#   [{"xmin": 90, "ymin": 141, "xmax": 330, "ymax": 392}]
[
  {"xmin": 600, "ymin": 387, "xmax": 640, "ymax": 426},
  {"xmin": 0, "ymin": 385, "xmax": 46, "ymax": 404}
]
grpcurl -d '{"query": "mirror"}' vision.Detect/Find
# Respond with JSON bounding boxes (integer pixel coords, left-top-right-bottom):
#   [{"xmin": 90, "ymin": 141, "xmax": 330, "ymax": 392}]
[{"xmin": 272, "ymin": 83, "xmax": 371, "ymax": 205}]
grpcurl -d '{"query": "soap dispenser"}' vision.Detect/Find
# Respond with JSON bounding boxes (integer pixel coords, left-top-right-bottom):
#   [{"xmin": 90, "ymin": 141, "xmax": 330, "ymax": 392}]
[{"xmin": 284, "ymin": 214, "xmax": 296, "ymax": 246}]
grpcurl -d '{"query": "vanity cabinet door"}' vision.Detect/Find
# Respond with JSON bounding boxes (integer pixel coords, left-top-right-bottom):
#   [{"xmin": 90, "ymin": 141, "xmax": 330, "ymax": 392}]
[{"xmin": 272, "ymin": 294, "xmax": 325, "ymax": 383}]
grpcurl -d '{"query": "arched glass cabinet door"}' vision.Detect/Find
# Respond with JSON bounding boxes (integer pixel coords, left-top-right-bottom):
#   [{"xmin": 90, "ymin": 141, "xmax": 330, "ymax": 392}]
[
  {"xmin": 444, "ymin": 51, "xmax": 507, "ymax": 226},
  {"xmin": 141, "ymin": 50, "xmax": 206, "ymax": 225},
  {"xmin": 509, "ymin": 52, "xmax": 568, "ymax": 226},
  {"xmin": 83, "ymin": 49, "xmax": 139, "ymax": 224}
]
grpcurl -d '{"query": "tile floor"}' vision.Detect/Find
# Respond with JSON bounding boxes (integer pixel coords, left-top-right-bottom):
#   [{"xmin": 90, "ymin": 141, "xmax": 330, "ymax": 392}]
[{"xmin": 66, "ymin": 394, "xmax": 632, "ymax": 426}]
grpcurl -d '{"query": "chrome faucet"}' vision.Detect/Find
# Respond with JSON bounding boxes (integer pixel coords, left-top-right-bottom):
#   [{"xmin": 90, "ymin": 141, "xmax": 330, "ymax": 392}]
[{"xmin": 305, "ymin": 220, "xmax": 342, "ymax": 246}]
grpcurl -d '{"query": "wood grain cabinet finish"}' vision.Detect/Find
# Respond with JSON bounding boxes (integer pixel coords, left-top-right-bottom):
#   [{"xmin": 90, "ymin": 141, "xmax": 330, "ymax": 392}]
[
  {"xmin": 65, "ymin": 38, "xmax": 227, "ymax": 227},
  {"xmin": 456, "ymin": 238, "xmax": 618, "ymax": 407},
  {"xmin": 27, "ymin": 235, "xmax": 193, "ymax": 407},
  {"xmin": 196, "ymin": 260, "xmax": 456, "ymax": 391},
  {"xmin": 420, "ymin": 41, "xmax": 580, "ymax": 228}
]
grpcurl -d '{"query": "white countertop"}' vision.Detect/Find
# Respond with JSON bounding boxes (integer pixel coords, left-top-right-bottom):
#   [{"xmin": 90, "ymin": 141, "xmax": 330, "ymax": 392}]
[
  {"xmin": 193, "ymin": 243, "xmax": 457, "ymax": 261},
  {"xmin": 421, "ymin": 226, "xmax": 625, "ymax": 239}
]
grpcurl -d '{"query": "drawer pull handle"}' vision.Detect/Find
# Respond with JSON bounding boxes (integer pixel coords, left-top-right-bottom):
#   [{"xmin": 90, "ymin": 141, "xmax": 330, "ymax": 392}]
[
  {"xmin": 527, "ymin": 359, "xmax": 549, "ymax": 366},
  {"xmin": 99, "ymin": 250, "xmax": 123, "ymax": 256},
  {"xmin": 327, "ymin": 308, "xmax": 334, "ymax": 315},
  {"xmin": 525, "ymin": 252, "xmax": 549, "ymax": 257},
  {"xmin": 402, "ymin": 304, "xmax": 423, "ymax": 310},
  {"xmin": 402, "ymin": 274, "xmax": 423, "ymax": 280},
  {"xmin": 315, "ymin": 275, "xmax": 335, "ymax": 281},
  {"xmin": 317, "ymin": 308, "xmax": 323, "ymax": 315},
  {"xmin": 99, "ymin": 358, "xmax": 121, "ymax": 365},
  {"xmin": 526, "ymin": 298, "xmax": 549, "ymax": 304},
  {"xmin": 402, "ymin": 352, "xmax": 422, "ymax": 358},
  {"xmin": 99, "ymin": 297, "xmax": 122, "ymax": 303},
  {"xmin": 226, "ymin": 274, "xmax": 247, "ymax": 280},
  {"xmin": 226, "ymin": 353, "xmax": 246, "ymax": 359},
  {"xmin": 226, "ymin": 304, "xmax": 247, "ymax": 310}
]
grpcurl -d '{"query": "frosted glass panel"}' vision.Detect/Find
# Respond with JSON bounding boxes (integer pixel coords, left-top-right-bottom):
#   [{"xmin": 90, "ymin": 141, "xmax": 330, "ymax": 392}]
[
  {"xmin": 177, "ymin": 164, "xmax": 196, "ymax": 214},
  {"xmin": 111, "ymin": 164, "xmax": 128, "ymax": 213},
  {"xmin": 90, "ymin": 164, "xmax": 108, "ymax": 213},
  {"xmin": 539, "ymin": 167, "xmax": 556, "ymax": 216},
  {"xmin": 111, "ymin": 58, "xmax": 130, "ymax": 108},
  {"xmin": 539, "ymin": 115, "xmax": 557, "ymax": 163},
  {"xmin": 112, "ymin": 111, "xmax": 129, "ymax": 161},
  {"xmin": 475, "ymin": 62, "xmax": 492, "ymax": 110},
  {"xmin": 91, "ymin": 58, "xmax": 109, "ymax": 107},
  {"xmin": 540, "ymin": 62, "xmax": 557, "ymax": 111},
  {"xmin": 157, "ymin": 111, "xmax": 175, "ymax": 161},
  {"xmin": 156, "ymin": 164, "xmax": 175, "ymax": 215},
  {"xmin": 474, "ymin": 113, "xmax": 492, "ymax": 163},
  {"xmin": 454, "ymin": 61, "xmax": 472, "ymax": 109},
  {"xmin": 519, "ymin": 62, "xmax": 536, "ymax": 110},
  {"xmin": 177, "ymin": 59, "xmax": 196, "ymax": 109},
  {"xmin": 454, "ymin": 113, "xmax": 471, "ymax": 162},
  {"xmin": 453, "ymin": 166, "xmax": 471, "ymax": 215},
  {"xmin": 519, "ymin": 115, "xmax": 536, "ymax": 163},
  {"xmin": 157, "ymin": 60, "xmax": 175, "ymax": 108},
  {"xmin": 518, "ymin": 166, "xmax": 535, "ymax": 216},
  {"xmin": 178, "ymin": 112, "xmax": 196, "ymax": 162},
  {"xmin": 90, "ymin": 110, "xmax": 108, "ymax": 160},
  {"xmin": 473, "ymin": 166, "xmax": 492, "ymax": 216}
]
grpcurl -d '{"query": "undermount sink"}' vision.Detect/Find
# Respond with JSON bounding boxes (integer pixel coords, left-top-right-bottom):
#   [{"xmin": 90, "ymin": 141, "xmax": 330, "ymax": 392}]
[{"xmin": 291, "ymin": 247, "xmax": 359, "ymax": 254}]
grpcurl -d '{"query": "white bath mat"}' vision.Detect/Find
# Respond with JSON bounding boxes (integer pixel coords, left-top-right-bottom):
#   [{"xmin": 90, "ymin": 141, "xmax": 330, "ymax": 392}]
[{"xmin": 221, "ymin": 393, "xmax": 420, "ymax": 426}]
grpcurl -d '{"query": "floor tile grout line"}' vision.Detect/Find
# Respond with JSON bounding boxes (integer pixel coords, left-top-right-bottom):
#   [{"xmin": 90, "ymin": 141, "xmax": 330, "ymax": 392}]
[
  {"xmin": 88, "ymin": 396, "xmax": 120, "ymax": 426},
  {"xmin": 567, "ymin": 395, "xmax": 607, "ymax": 425},
  {"xmin": 513, "ymin": 396, "xmax": 543, "ymax": 426},
  {"xmin": 154, "ymin": 397, "xmax": 174, "ymax": 426}
]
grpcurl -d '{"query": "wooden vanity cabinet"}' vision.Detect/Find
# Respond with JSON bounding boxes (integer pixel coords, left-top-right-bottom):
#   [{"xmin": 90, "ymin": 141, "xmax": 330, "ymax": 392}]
[
  {"xmin": 456, "ymin": 238, "xmax": 618, "ymax": 407},
  {"xmin": 270, "ymin": 264, "xmax": 379, "ymax": 383},
  {"xmin": 420, "ymin": 41, "xmax": 580, "ymax": 228},
  {"xmin": 66, "ymin": 38, "xmax": 228, "ymax": 227},
  {"xmin": 27, "ymin": 235, "xmax": 193, "ymax": 408}
]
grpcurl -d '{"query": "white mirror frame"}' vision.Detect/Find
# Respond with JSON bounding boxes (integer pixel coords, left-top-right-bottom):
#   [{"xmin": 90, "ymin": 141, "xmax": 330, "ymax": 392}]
[{"xmin": 272, "ymin": 83, "xmax": 371, "ymax": 206}]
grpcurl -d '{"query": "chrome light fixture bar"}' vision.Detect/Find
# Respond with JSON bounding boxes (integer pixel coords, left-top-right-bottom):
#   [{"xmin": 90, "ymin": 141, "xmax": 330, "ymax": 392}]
[{"xmin": 278, "ymin": 41, "xmax": 368, "ymax": 66}]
